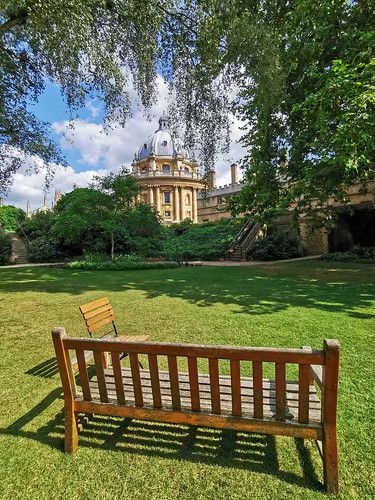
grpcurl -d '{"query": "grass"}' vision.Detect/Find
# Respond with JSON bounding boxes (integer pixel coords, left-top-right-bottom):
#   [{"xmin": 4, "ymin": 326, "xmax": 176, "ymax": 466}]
[{"xmin": 0, "ymin": 260, "xmax": 374, "ymax": 500}]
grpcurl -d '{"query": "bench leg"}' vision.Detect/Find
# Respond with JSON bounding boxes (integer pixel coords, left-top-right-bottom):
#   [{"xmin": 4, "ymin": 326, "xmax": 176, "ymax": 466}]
[
  {"xmin": 64, "ymin": 403, "xmax": 78, "ymax": 454},
  {"xmin": 322, "ymin": 425, "xmax": 339, "ymax": 494}
]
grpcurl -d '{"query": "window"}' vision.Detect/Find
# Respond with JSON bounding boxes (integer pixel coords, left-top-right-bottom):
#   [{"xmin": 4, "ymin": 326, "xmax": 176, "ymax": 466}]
[
  {"xmin": 162, "ymin": 164, "xmax": 170, "ymax": 173},
  {"xmin": 185, "ymin": 193, "xmax": 191, "ymax": 205},
  {"xmin": 143, "ymin": 143, "xmax": 148, "ymax": 149},
  {"xmin": 162, "ymin": 140, "xmax": 168, "ymax": 146},
  {"xmin": 164, "ymin": 210, "xmax": 171, "ymax": 217},
  {"xmin": 184, "ymin": 167, "xmax": 189, "ymax": 172},
  {"xmin": 164, "ymin": 191, "xmax": 171, "ymax": 204}
]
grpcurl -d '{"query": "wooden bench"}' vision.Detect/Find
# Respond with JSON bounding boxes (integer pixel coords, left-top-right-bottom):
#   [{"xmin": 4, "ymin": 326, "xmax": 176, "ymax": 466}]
[
  {"xmin": 52, "ymin": 328, "xmax": 340, "ymax": 494},
  {"xmin": 78, "ymin": 297, "xmax": 149, "ymax": 367}
]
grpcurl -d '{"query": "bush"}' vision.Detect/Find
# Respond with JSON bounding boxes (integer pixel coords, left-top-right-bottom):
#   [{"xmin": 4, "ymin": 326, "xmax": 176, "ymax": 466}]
[
  {"xmin": 66, "ymin": 253, "xmax": 179, "ymax": 271},
  {"xmin": 163, "ymin": 218, "xmax": 242, "ymax": 261},
  {"xmin": 250, "ymin": 233, "xmax": 303, "ymax": 261},
  {"xmin": 319, "ymin": 246, "xmax": 375, "ymax": 263},
  {"xmin": 0, "ymin": 205, "xmax": 25, "ymax": 232},
  {"xmin": 28, "ymin": 236, "xmax": 64, "ymax": 263},
  {"xmin": 0, "ymin": 233, "xmax": 12, "ymax": 265}
]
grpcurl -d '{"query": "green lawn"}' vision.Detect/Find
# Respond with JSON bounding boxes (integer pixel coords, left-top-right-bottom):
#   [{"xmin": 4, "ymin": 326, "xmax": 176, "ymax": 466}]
[{"xmin": 0, "ymin": 261, "xmax": 374, "ymax": 499}]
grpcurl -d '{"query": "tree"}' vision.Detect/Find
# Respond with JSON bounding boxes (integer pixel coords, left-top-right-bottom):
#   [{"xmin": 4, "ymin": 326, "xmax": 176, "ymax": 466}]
[
  {"xmin": 0, "ymin": 1, "xmax": 231, "ymax": 193},
  {"xmin": 0, "ymin": 204, "xmax": 25, "ymax": 231}
]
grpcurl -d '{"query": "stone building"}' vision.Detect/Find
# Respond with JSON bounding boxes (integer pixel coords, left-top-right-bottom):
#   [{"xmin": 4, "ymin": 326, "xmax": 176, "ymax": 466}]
[
  {"xmin": 132, "ymin": 115, "xmax": 204, "ymax": 223},
  {"xmin": 197, "ymin": 163, "xmax": 242, "ymax": 222}
]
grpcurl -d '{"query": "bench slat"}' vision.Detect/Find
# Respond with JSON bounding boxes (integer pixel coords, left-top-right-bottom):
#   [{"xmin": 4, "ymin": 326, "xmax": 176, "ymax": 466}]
[
  {"xmin": 167, "ymin": 355, "xmax": 181, "ymax": 410},
  {"xmin": 230, "ymin": 359, "xmax": 242, "ymax": 416},
  {"xmin": 76, "ymin": 349, "xmax": 91, "ymax": 401},
  {"xmin": 208, "ymin": 358, "xmax": 221, "ymax": 414},
  {"xmin": 93, "ymin": 350, "xmax": 108, "ymax": 403},
  {"xmin": 130, "ymin": 353, "xmax": 143, "ymax": 407},
  {"xmin": 252, "ymin": 361, "xmax": 263, "ymax": 419},
  {"xmin": 188, "ymin": 357, "xmax": 200, "ymax": 412},
  {"xmin": 148, "ymin": 354, "xmax": 162, "ymax": 408},
  {"xmin": 299, "ymin": 364, "xmax": 310, "ymax": 423},
  {"xmin": 275, "ymin": 362, "xmax": 286, "ymax": 421},
  {"xmin": 111, "ymin": 352, "xmax": 125, "ymax": 404},
  {"xmin": 80, "ymin": 297, "xmax": 110, "ymax": 314}
]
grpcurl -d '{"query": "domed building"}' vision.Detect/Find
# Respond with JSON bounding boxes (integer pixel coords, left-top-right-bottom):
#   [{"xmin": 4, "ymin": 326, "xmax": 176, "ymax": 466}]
[{"xmin": 132, "ymin": 114, "xmax": 204, "ymax": 223}]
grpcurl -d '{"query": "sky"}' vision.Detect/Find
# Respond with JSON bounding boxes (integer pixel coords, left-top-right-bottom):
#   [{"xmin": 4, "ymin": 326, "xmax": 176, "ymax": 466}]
[{"xmin": 4, "ymin": 76, "xmax": 246, "ymax": 211}]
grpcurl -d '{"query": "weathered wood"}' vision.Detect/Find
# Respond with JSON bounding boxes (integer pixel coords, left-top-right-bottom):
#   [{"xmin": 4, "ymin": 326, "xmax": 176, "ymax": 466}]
[
  {"xmin": 110, "ymin": 352, "xmax": 125, "ymax": 404},
  {"xmin": 230, "ymin": 359, "xmax": 242, "ymax": 416},
  {"xmin": 93, "ymin": 350, "xmax": 108, "ymax": 403},
  {"xmin": 52, "ymin": 328, "xmax": 78, "ymax": 453},
  {"xmin": 188, "ymin": 357, "xmax": 200, "ymax": 411},
  {"xmin": 53, "ymin": 327, "xmax": 339, "ymax": 492},
  {"xmin": 310, "ymin": 365, "xmax": 323, "ymax": 389},
  {"xmin": 76, "ymin": 350, "xmax": 91, "ymax": 401},
  {"xmin": 129, "ymin": 353, "xmax": 143, "ymax": 407},
  {"xmin": 148, "ymin": 354, "xmax": 162, "ymax": 408},
  {"xmin": 275, "ymin": 362, "xmax": 286, "ymax": 421},
  {"xmin": 208, "ymin": 358, "xmax": 221, "ymax": 414},
  {"xmin": 64, "ymin": 338, "xmax": 325, "ymax": 365},
  {"xmin": 298, "ymin": 364, "xmax": 310, "ymax": 423},
  {"xmin": 74, "ymin": 399, "xmax": 323, "ymax": 440},
  {"xmin": 167, "ymin": 355, "xmax": 181, "ymax": 410},
  {"xmin": 322, "ymin": 339, "xmax": 340, "ymax": 494},
  {"xmin": 252, "ymin": 361, "xmax": 263, "ymax": 419}
]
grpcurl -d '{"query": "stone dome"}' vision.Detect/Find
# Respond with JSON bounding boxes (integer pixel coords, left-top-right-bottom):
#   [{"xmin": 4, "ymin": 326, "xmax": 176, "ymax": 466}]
[{"xmin": 136, "ymin": 114, "xmax": 186, "ymax": 160}]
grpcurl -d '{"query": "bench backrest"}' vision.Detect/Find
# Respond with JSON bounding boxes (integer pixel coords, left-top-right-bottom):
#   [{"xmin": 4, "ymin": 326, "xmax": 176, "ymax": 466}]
[
  {"xmin": 79, "ymin": 297, "xmax": 117, "ymax": 337},
  {"xmin": 52, "ymin": 327, "xmax": 339, "ymax": 426}
]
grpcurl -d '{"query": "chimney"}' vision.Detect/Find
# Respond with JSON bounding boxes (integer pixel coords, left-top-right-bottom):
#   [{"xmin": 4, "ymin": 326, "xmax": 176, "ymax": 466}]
[
  {"xmin": 206, "ymin": 169, "xmax": 216, "ymax": 191},
  {"xmin": 230, "ymin": 163, "xmax": 238, "ymax": 185}
]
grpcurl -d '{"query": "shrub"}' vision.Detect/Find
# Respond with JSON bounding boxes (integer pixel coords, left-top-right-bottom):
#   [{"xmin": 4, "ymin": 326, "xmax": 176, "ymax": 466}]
[
  {"xmin": 163, "ymin": 218, "xmax": 242, "ymax": 261},
  {"xmin": 250, "ymin": 233, "xmax": 303, "ymax": 261},
  {"xmin": 28, "ymin": 236, "xmax": 63, "ymax": 263},
  {"xmin": 0, "ymin": 205, "xmax": 25, "ymax": 232},
  {"xmin": 319, "ymin": 246, "xmax": 375, "ymax": 263},
  {"xmin": 0, "ymin": 233, "xmax": 12, "ymax": 265},
  {"xmin": 66, "ymin": 253, "xmax": 179, "ymax": 271}
]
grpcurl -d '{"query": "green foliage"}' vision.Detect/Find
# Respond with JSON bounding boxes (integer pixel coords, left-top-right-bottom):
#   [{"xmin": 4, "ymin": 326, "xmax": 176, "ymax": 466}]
[
  {"xmin": 27, "ymin": 236, "xmax": 63, "ymax": 263},
  {"xmin": 66, "ymin": 253, "xmax": 178, "ymax": 271},
  {"xmin": 0, "ymin": 205, "xmax": 25, "ymax": 231},
  {"xmin": 226, "ymin": 0, "xmax": 375, "ymax": 223},
  {"xmin": 0, "ymin": 231, "xmax": 12, "ymax": 264},
  {"xmin": 163, "ymin": 218, "xmax": 242, "ymax": 261},
  {"xmin": 250, "ymin": 234, "xmax": 303, "ymax": 261},
  {"xmin": 320, "ymin": 246, "xmax": 375, "ymax": 263}
]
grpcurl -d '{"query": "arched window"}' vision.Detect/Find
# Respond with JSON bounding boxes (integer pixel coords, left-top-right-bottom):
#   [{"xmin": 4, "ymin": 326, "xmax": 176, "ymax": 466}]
[
  {"xmin": 184, "ymin": 167, "xmax": 189, "ymax": 172},
  {"xmin": 162, "ymin": 164, "xmax": 170, "ymax": 174}
]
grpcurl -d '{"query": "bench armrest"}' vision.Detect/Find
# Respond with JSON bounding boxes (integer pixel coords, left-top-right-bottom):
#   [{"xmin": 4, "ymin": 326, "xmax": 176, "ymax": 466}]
[{"xmin": 301, "ymin": 345, "xmax": 323, "ymax": 389}]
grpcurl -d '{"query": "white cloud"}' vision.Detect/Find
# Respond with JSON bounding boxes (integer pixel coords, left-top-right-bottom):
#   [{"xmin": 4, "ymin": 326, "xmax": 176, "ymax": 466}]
[{"xmin": 4, "ymin": 75, "xmax": 247, "ymax": 209}]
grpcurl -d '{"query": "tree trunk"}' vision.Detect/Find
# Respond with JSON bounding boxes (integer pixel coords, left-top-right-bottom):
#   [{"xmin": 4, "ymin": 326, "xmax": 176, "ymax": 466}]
[{"xmin": 111, "ymin": 232, "xmax": 115, "ymax": 260}]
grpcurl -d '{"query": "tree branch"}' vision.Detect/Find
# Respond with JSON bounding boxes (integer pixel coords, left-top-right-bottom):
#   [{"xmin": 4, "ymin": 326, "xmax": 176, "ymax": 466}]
[{"xmin": 0, "ymin": 10, "xmax": 27, "ymax": 36}]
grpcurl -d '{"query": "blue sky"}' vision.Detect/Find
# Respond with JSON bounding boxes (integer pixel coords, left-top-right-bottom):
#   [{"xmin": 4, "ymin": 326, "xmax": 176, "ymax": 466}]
[{"xmin": 5, "ymin": 78, "xmax": 245, "ymax": 210}]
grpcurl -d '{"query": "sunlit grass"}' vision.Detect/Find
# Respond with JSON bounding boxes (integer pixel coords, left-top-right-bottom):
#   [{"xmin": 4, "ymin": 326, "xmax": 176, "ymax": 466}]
[{"xmin": 0, "ymin": 261, "xmax": 374, "ymax": 499}]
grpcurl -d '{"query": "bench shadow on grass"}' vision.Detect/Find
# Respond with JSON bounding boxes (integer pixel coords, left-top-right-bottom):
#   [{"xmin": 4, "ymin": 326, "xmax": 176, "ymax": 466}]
[{"xmin": 1, "ymin": 388, "xmax": 323, "ymax": 492}]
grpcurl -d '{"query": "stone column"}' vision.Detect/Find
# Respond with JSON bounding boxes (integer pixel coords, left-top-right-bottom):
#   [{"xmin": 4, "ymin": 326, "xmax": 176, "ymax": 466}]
[
  {"xmin": 192, "ymin": 187, "xmax": 198, "ymax": 223},
  {"xmin": 180, "ymin": 186, "xmax": 186, "ymax": 220},
  {"xmin": 149, "ymin": 186, "xmax": 154, "ymax": 205},
  {"xmin": 174, "ymin": 185, "xmax": 180, "ymax": 222},
  {"xmin": 156, "ymin": 185, "xmax": 161, "ymax": 213}
]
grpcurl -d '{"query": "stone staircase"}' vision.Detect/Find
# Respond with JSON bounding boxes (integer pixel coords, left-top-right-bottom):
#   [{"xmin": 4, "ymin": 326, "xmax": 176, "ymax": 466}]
[
  {"xmin": 227, "ymin": 219, "xmax": 261, "ymax": 261},
  {"xmin": 9, "ymin": 232, "xmax": 29, "ymax": 264}
]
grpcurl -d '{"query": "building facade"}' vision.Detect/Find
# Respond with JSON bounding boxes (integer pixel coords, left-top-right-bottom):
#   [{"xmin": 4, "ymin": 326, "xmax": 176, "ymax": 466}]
[
  {"xmin": 132, "ymin": 115, "xmax": 204, "ymax": 223},
  {"xmin": 197, "ymin": 163, "xmax": 242, "ymax": 222}
]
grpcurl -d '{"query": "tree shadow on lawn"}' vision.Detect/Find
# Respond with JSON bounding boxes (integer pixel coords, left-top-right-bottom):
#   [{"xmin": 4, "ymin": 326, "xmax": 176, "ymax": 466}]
[
  {"xmin": 0, "ymin": 388, "xmax": 323, "ymax": 492},
  {"xmin": 0, "ymin": 267, "xmax": 374, "ymax": 319}
]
